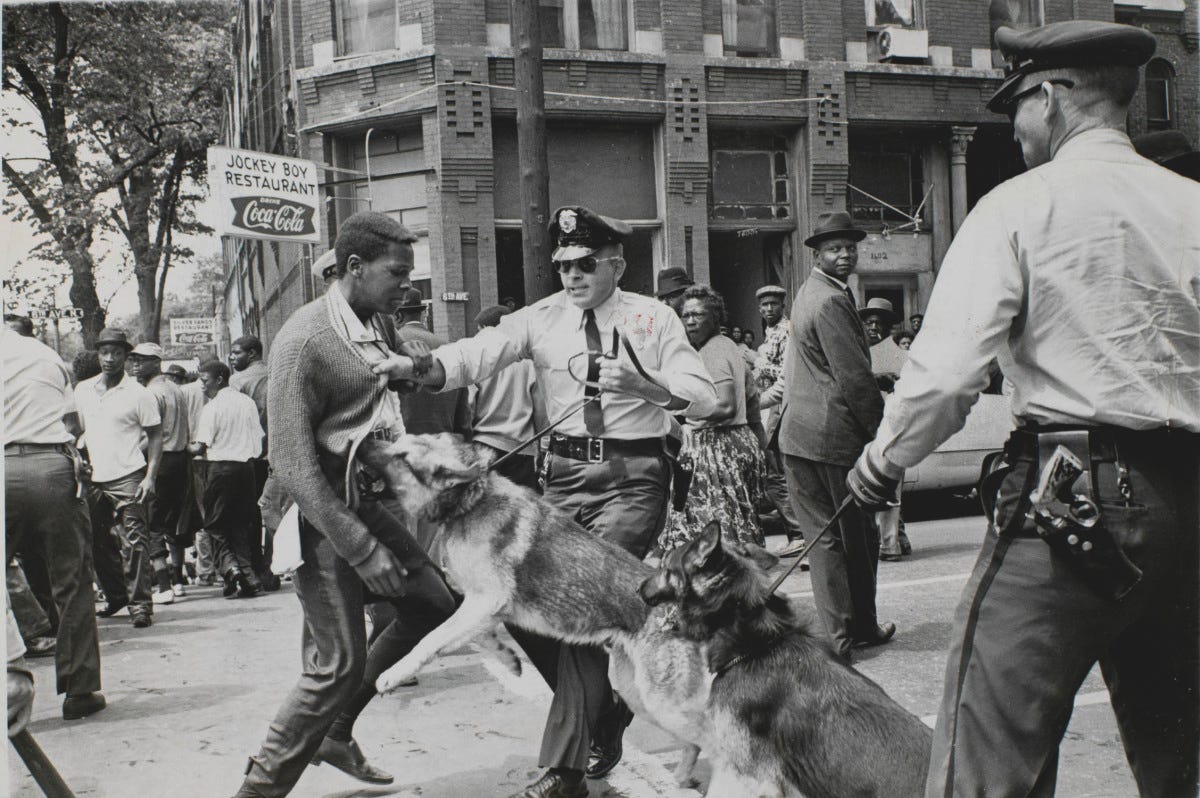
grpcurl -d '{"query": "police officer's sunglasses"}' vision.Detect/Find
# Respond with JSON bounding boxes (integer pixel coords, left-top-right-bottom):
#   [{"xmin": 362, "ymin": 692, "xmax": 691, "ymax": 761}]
[
  {"xmin": 1005, "ymin": 78, "xmax": 1074, "ymax": 120},
  {"xmin": 556, "ymin": 256, "xmax": 621, "ymax": 275}
]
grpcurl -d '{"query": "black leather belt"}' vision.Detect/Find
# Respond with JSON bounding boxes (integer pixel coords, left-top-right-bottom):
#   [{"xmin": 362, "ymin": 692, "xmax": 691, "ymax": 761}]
[
  {"xmin": 549, "ymin": 434, "xmax": 663, "ymax": 464},
  {"xmin": 1009, "ymin": 424, "xmax": 1197, "ymax": 461},
  {"xmin": 4, "ymin": 442, "xmax": 71, "ymax": 456}
]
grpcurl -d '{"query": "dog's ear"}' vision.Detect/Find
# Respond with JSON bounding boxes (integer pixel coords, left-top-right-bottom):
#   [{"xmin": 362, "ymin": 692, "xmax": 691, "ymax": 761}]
[
  {"xmin": 683, "ymin": 521, "xmax": 725, "ymax": 574},
  {"xmin": 638, "ymin": 570, "xmax": 677, "ymax": 606},
  {"xmin": 743, "ymin": 543, "xmax": 780, "ymax": 573}
]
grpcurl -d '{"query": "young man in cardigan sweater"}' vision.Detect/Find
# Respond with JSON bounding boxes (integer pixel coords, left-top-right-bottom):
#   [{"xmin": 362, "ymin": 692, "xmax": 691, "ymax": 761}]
[{"xmin": 232, "ymin": 212, "xmax": 457, "ymax": 797}]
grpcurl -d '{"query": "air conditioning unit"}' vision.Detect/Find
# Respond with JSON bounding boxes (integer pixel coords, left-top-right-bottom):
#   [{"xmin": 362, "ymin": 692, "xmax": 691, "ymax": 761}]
[{"xmin": 878, "ymin": 27, "xmax": 929, "ymax": 61}]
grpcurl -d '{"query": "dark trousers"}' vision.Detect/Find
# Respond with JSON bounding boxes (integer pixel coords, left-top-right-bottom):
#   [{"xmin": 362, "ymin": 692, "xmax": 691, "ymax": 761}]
[
  {"xmin": 6, "ymin": 447, "xmax": 102, "ymax": 695},
  {"xmin": 7, "ymin": 560, "xmax": 53, "ymax": 639},
  {"xmin": 928, "ymin": 430, "xmax": 1199, "ymax": 797},
  {"xmin": 763, "ymin": 446, "xmax": 804, "ymax": 539},
  {"xmin": 249, "ymin": 458, "xmax": 270, "ymax": 576},
  {"xmin": 240, "ymin": 491, "xmax": 456, "ymax": 797},
  {"xmin": 202, "ymin": 461, "xmax": 258, "ymax": 578},
  {"xmin": 89, "ymin": 469, "xmax": 154, "ymax": 615},
  {"xmin": 511, "ymin": 452, "xmax": 670, "ymax": 772},
  {"xmin": 149, "ymin": 450, "xmax": 189, "ymax": 555},
  {"xmin": 783, "ymin": 454, "xmax": 880, "ymax": 660}
]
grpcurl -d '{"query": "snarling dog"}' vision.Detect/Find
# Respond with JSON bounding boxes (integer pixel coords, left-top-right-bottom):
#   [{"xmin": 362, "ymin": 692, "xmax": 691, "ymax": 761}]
[
  {"xmin": 356, "ymin": 433, "xmax": 657, "ymax": 695},
  {"xmin": 639, "ymin": 521, "xmax": 932, "ymax": 798}
]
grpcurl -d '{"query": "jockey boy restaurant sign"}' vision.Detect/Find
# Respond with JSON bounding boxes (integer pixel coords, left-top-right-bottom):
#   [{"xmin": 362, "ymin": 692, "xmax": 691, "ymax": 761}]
[{"xmin": 206, "ymin": 146, "xmax": 321, "ymax": 244}]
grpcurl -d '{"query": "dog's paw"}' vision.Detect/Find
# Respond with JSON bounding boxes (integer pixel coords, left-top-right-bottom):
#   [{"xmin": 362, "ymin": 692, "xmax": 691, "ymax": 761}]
[
  {"xmin": 376, "ymin": 661, "xmax": 420, "ymax": 694},
  {"xmin": 674, "ymin": 744, "xmax": 701, "ymax": 788}
]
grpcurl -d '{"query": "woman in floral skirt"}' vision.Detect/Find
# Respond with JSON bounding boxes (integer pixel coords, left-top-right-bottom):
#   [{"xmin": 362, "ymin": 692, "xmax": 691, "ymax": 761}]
[{"xmin": 658, "ymin": 284, "xmax": 765, "ymax": 553}]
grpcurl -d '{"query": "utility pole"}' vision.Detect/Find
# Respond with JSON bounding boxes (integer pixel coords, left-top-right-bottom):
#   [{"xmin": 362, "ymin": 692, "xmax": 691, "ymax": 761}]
[{"xmin": 510, "ymin": 0, "xmax": 555, "ymax": 303}]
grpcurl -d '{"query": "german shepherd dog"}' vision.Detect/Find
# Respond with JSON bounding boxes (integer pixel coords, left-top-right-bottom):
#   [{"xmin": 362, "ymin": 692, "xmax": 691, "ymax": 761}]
[
  {"xmin": 639, "ymin": 521, "xmax": 933, "ymax": 798},
  {"xmin": 359, "ymin": 433, "xmax": 929, "ymax": 796}
]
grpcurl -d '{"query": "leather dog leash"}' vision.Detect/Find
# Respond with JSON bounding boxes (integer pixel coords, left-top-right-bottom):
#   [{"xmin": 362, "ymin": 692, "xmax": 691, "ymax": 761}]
[
  {"xmin": 489, "ymin": 330, "xmax": 669, "ymax": 474},
  {"xmin": 766, "ymin": 494, "xmax": 855, "ymax": 595}
]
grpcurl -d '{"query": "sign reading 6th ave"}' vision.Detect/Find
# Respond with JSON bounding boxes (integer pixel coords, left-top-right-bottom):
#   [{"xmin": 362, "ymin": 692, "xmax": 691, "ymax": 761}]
[{"xmin": 206, "ymin": 146, "xmax": 321, "ymax": 244}]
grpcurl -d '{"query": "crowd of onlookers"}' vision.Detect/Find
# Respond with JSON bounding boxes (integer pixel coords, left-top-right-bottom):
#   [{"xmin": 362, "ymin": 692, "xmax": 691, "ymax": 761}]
[{"xmin": 3, "ymin": 259, "xmax": 916, "ymax": 729}]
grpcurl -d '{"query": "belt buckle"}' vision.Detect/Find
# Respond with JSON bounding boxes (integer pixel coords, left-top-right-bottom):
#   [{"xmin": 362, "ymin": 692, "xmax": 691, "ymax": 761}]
[{"xmin": 587, "ymin": 438, "xmax": 604, "ymax": 464}]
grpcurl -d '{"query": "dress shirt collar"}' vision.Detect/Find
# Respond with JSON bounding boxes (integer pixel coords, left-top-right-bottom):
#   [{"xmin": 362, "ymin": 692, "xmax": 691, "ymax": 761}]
[
  {"xmin": 83, "ymin": 372, "xmax": 136, "ymax": 396},
  {"xmin": 812, "ymin": 267, "xmax": 850, "ymax": 291},
  {"xmin": 561, "ymin": 287, "xmax": 623, "ymax": 330},
  {"xmin": 330, "ymin": 281, "xmax": 385, "ymax": 343}
]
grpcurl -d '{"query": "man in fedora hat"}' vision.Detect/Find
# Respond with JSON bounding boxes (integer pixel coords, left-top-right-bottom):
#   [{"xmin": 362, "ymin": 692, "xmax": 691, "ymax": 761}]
[
  {"xmin": 654, "ymin": 266, "xmax": 694, "ymax": 311},
  {"xmin": 859, "ymin": 297, "xmax": 896, "ymax": 347},
  {"xmin": 845, "ymin": 20, "xmax": 1200, "ymax": 795},
  {"xmin": 74, "ymin": 328, "xmax": 163, "ymax": 629},
  {"xmin": 778, "ymin": 211, "xmax": 894, "ymax": 662},
  {"xmin": 129, "ymin": 342, "xmax": 191, "ymax": 602},
  {"xmin": 373, "ymin": 205, "xmax": 716, "ymax": 798}
]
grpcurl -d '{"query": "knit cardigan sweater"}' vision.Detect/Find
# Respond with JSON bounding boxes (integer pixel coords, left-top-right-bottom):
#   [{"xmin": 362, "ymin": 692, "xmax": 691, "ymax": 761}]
[{"xmin": 267, "ymin": 290, "xmax": 401, "ymax": 566}]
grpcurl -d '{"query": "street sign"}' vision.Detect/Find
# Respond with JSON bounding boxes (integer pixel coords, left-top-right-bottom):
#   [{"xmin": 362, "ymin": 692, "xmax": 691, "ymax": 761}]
[
  {"xmin": 206, "ymin": 146, "xmax": 321, "ymax": 244},
  {"xmin": 27, "ymin": 307, "xmax": 84, "ymax": 320},
  {"xmin": 169, "ymin": 317, "xmax": 218, "ymax": 347}
]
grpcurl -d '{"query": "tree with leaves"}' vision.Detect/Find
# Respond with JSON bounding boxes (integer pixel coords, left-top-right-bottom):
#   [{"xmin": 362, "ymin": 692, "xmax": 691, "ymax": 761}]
[{"xmin": 3, "ymin": 1, "xmax": 231, "ymax": 346}]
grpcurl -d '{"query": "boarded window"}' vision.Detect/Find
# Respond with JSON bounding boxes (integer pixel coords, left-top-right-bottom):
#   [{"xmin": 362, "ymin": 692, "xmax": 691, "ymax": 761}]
[{"xmin": 709, "ymin": 133, "xmax": 791, "ymax": 221}]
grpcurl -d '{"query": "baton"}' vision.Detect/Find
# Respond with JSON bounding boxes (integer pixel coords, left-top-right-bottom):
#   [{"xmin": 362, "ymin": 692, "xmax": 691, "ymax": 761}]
[
  {"xmin": 10, "ymin": 729, "xmax": 77, "ymax": 798},
  {"xmin": 767, "ymin": 494, "xmax": 855, "ymax": 595}
]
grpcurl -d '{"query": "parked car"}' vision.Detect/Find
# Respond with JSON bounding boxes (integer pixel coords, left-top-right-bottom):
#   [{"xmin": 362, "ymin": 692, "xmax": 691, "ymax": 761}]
[{"xmin": 902, "ymin": 392, "xmax": 1014, "ymax": 493}]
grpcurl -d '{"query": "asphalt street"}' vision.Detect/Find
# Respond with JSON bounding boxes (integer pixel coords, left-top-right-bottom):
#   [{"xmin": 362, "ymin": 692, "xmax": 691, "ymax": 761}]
[{"xmin": 6, "ymin": 508, "xmax": 1137, "ymax": 798}]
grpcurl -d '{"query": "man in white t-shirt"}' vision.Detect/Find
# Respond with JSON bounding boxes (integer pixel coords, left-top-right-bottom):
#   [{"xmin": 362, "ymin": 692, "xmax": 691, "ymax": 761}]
[
  {"xmin": 191, "ymin": 360, "xmax": 265, "ymax": 599},
  {"xmin": 75, "ymin": 329, "xmax": 162, "ymax": 629}
]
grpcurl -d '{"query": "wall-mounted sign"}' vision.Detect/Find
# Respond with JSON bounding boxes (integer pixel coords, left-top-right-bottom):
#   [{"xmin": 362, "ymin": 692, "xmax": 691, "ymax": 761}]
[
  {"xmin": 441, "ymin": 291, "xmax": 470, "ymax": 302},
  {"xmin": 169, "ymin": 317, "xmax": 218, "ymax": 347},
  {"xmin": 206, "ymin": 146, "xmax": 320, "ymax": 243},
  {"xmin": 27, "ymin": 307, "xmax": 84, "ymax": 320}
]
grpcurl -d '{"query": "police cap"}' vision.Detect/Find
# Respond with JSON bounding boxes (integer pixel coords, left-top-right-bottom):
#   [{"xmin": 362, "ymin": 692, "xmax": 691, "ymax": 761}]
[
  {"xmin": 988, "ymin": 21, "xmax": 1156, "ymax": 114},
  {"xmin": 549, "ymin": 206, "xmax": 633, "ymax": 262}
]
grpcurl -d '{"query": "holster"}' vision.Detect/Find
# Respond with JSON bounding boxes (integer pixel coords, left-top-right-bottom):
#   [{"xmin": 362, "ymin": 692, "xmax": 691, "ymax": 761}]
[
  {"xmin": 1027, "ymin": 431, "xmax": 1142, "ymax": 602},
  {"xmin": 664, "ymin": 432, "xmax": 691, "ymax": 512}
]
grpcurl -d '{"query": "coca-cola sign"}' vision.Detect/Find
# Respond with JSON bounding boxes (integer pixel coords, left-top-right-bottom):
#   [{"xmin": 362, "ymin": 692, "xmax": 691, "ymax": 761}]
[
  {"xmin": 207, "ymin": 146, "xmax": 321, "ymax": 243},
  {"xmin": 230, "ymin": 196, "xmax": 316, "ymax": 238}
]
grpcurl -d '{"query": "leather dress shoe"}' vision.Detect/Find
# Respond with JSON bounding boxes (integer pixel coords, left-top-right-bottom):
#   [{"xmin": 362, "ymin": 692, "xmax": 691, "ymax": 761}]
[
  {"xmin": 853, "ymin": 621, "xmax": 897, "ymax": 649},
  {"xmin": 237, "ymin": 573, "xmax": 262, "ymax": 598},
  {"xmin": 508, "ymin": 770, "xmax": 588, "ymax": 798},
  {"xmin": 96, "ymin": 598, "xmax": 129, "ymax": 617},
  {"xmin": 131, "ymin": 611, "xmax": 152, "ymax": 628},
  {"xmin": 62, "ymin": 691, "xmax": 106, "ymax": 720},
  {"xmin": 311, "ymin": 737, "xmax": 394, "ymax": 785},
  {"xmin": 586, "ymin": 702, "xmax": 634, "ymax": 779},
  {"xmin": 25, "ymin": 637, "xmax": 57, "ymax": 658}
]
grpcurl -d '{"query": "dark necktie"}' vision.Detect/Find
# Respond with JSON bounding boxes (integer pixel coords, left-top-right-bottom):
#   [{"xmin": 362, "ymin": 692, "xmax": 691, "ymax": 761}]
[
  {"xmin": 844, "ymin": 286, "xmax": 857, "ymax": 310},
  {"xmin": 583, "ymin": 309, "xmax": 605, "ymax": 436}
]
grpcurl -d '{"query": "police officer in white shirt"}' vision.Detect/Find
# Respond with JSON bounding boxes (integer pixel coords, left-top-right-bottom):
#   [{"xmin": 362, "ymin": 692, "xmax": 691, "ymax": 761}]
[
  {"xmin": 75, "ymin": 328, "xmax": 162, "ymax": 629},
  {"xmin": 845, "ymin": 21, "xmax": 1200, "ymax": 797},
  {"xmin": 375, "ymin": 206, "xmax": 717, "ymax": 798},
  {"xmin": 3, "ymin": 328, "xmax": 106, "ymax": 720}
]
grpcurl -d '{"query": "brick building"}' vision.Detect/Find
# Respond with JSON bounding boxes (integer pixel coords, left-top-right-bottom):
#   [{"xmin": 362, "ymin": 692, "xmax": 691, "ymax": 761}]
[{"xmin": 221, "ymin": 0, "xmax": 1198, "ymax": 345}]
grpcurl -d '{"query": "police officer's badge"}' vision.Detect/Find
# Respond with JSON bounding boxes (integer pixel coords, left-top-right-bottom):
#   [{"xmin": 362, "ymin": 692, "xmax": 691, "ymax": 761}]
[{"xmin": 558, "ymin": 209, "xmax": 577, "ymax": 234}]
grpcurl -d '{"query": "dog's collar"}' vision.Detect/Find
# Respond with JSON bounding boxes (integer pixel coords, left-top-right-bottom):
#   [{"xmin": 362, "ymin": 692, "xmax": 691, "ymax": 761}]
[{"xmin": 710, "ymin": 630, "xmax": 783, "ymax": 678}]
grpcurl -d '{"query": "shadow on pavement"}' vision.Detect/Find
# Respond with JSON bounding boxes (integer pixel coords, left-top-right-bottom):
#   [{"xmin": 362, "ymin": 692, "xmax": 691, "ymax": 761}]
[{"xmin": 25, "ymin": 681, "xmax": 257, "ymax": 734}]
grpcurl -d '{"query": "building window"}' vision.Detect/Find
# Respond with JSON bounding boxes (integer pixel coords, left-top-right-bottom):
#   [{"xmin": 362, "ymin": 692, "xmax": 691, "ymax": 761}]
[
  {"xmin": 331, "ymin": 128, "xmax": 432, "ymax": 282},
  {"xmin": 337, "ymin": 0, "xmax": 398, "ymax": 55},
  {"xmin": 538, "ymin": 0, "xmax": 628, "ymax": 51},
  {"xmin": 866, "ymin": 0, "xmax": 920, "ymax": 28},
  {"xmin": 1145, "ymin": 59, "xmax": 1175, "ymax": 131},
  {"xmin": 710, "ymin": 132, "xmax": 791, "ymax": 221},
  {"xmin": 722, "ymin": 0, "xmax": 776, "ymax": 56},
  {"xmin": 848, "ymin": 135, "xmax": 926, "ymax": 228}
]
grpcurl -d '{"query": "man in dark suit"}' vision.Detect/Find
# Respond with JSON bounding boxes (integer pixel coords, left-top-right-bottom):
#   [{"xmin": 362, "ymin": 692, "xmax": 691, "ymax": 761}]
[{"xmin": 778, "ymin": 211, "xmax": 895, "ymax": 662}]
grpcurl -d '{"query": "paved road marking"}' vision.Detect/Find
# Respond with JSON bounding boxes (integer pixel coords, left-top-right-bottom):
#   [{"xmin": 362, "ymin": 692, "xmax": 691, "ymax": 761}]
[
  {"xmin": 479, "ymin": 644, "xmax": 701, "ymax": 796},
  {"xmin": 784, "ymin": 572, "xmax": 973, "ymax": 600}
]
